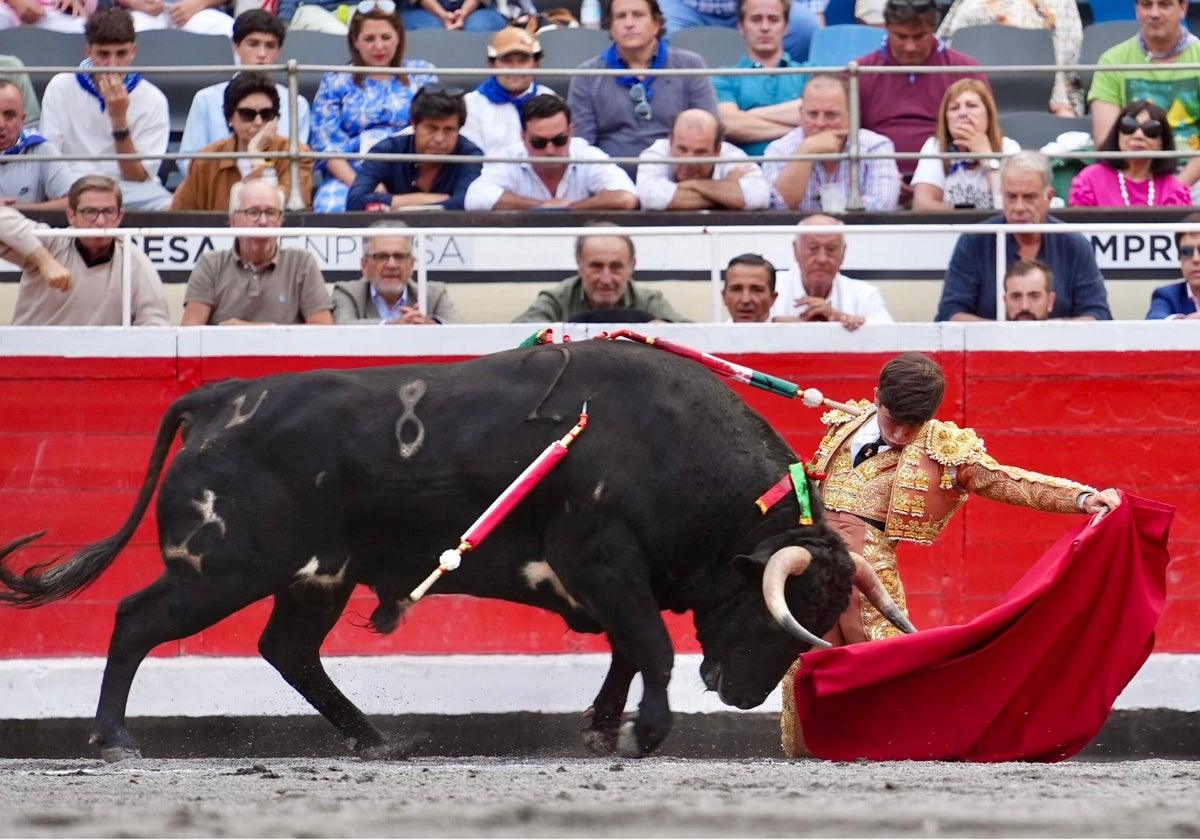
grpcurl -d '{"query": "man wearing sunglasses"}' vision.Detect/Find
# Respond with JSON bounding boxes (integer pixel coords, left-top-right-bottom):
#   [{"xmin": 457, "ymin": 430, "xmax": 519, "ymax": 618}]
[
  {"xmin": 1147, "ymin": 212, "xmax": 1200, "ymax": 319},
  {"xmin": 851, "ymin": 0, "xmax": 988, "ymax": 204},
  {"xmin": 332, "ymin": 220, "xmax": 460, "ymax": 325},
  {"xmin": 346, "ymin": 85, "xmax": 483, "ymax": 212},
  {"xmin": 1088, "ymin": 0, "xmax": 1200, "ymax": 194},
  {"xmin": 636, "ymin": 108, "xmax": 769, "ymax": 210},
  {"xmin": 465, "ymin": 95, "xmax": 637, "ymax": 211},
  {"xmin": 0, "ymin": 175, "xmax": 168, "ymax": 326},
  {"xmin": 937, "ymin": 150, "xmax": 1111, "ymax": 322},
  {"xmin": 177, "ymin": 10, "xmax": 311, "ymax": 179}
]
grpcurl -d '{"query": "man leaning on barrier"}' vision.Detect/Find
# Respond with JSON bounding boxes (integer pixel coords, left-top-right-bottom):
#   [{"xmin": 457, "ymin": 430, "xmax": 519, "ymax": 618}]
[
  {"xmin": 0, "ymin": 175, "xmax": 168, "ymax": 326},
  {"xmin": 0, "ymin": 80, "xmax": 73, "ymax": 211}
]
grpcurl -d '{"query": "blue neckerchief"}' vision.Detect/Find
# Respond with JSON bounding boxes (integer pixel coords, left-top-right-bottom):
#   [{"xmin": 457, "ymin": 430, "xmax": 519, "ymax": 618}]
[
  {"xmin": 2, "ymin": 129, "xmax": 45, "ymax": 156},
  {"xmin": 602, "ymin": 38, "xmax": 668, "ymax": 100},
  {"xmin": 75, "ymin": 58, "xmax": 143, "ymax": 113},
  {"xmin": 947, "ymin": 142, "xmax": 969, "ymax": 175},
  {"xmin": 881, "ymin": 34, "xmax": 946, "ymax": 83},
  {"xmin": 476, "ymin": 75, "xmax": 539, "ymax": 109}
]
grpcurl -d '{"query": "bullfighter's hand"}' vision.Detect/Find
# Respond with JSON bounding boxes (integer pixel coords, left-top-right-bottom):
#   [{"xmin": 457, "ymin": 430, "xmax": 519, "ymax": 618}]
[{"xmin": 1081, "ymin": 488, "xmax": 1122, "ymax": 516}]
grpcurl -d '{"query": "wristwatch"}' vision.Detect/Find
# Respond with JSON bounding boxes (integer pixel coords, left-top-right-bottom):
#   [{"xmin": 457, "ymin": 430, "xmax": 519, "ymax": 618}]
[
  {"xmin": 111, "ymin": 127, "xmax": 132, "ymax": 142},
  {"xmin": 986, "ymin": 158, "xmax": 1001, "ymax": 171}
]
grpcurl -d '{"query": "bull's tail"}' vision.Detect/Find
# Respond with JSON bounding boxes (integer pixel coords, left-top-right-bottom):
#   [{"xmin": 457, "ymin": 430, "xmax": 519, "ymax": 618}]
[{"xmin": 0, "ymin": 400, "xmax": 189, "ymax": 608}]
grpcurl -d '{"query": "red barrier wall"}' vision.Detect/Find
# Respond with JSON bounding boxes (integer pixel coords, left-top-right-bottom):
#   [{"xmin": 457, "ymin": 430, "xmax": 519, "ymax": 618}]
[{"xmin": 1, "ymin": 348, "xmax": 1194, "ymax": 659}]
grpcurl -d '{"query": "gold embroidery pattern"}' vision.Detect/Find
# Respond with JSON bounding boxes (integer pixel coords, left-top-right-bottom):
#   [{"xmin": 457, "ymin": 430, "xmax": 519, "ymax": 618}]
[{"xmin": 960, "ymin": 457, "xmax": 1095, "ymax": 514}]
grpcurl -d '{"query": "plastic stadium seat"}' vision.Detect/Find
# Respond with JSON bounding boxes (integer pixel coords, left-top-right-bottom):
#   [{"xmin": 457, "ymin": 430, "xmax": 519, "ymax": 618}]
[
  {"xmin": 536, "ymin": 27, "xmax": 612, "ymax": 98},
  {"xmin": 1079, "ymin": 20, "xmax": 1140, "ymax": 92},
  {"xmin": 999, "ymin": 109, "xmax": 1092, "ymax": 151},
  {"xmin": 0, "ymin": 28, "xmax": 83, "ymax": 100},
  {"xmin": 133, "ymin": 30, "xmax": 236, "ymax": 136},
  {"xmin": 949, "ymin": 25, "xmax": 1056, "ymax": 113},
  {"xmin": 672, "ymin": 26, "xmax": 747, "ymax": 69},
  {"xmin": 280, "ymin": 30, "xmax": 349, "ymax": 105},
  {"xmin": 807, "ymin": 24, "xmax": 884, "ymax": 69},
  {"xmin": 404, "ymin": 29, "xmax": 493, "ymax": 94}
]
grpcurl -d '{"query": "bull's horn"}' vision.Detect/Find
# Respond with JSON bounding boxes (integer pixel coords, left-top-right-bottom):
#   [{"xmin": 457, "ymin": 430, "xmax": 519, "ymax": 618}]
[
  {"xmin": 762, "ymin": 546, "xmax": 833, "ymax": 650},
  {"xmin": 850, "ymin": 552, "xmax": 918, "ymax": 635}
]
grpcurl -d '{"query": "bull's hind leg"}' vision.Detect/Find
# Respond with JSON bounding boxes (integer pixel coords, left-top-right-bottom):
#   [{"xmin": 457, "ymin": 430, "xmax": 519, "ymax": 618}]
[
  {"xmin": 258, "ymin": 588, "xmax": 419, "ymax": 759},
  {"xmin": 92, "ymin": 571, "xmax": 273, "ymax": 762}
]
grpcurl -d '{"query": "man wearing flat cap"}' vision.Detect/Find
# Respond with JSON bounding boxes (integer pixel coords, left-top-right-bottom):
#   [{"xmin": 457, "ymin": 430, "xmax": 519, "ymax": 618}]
[{"xmin": 463, "ymin": 26, "xmax": 560, "ymax": 156}]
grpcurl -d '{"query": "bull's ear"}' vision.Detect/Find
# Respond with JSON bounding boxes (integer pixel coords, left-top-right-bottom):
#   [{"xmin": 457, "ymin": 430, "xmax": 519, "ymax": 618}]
[{"xmin": 731, "ymin": 549, "xmax": 769, "ymax": 575}]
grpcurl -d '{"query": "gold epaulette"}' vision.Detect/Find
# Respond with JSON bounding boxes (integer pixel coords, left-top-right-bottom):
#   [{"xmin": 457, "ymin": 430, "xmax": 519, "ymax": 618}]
[
  {"xmin": 821, "ymin": 398, "xmax": 873, "ymax": 428},
  {"xmin": 922, "ymin": 420, "xmax": 987, "ymax": 468}
]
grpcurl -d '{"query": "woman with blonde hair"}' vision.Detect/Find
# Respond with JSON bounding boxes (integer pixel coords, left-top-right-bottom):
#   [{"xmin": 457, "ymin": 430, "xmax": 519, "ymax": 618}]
[{"xmin": 911, "ymin": 79, "xmax": 1019, "ymax": 211}]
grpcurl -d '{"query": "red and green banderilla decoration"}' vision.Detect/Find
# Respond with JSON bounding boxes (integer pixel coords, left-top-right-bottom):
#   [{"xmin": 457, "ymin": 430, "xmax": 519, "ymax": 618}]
[{"xmin": 409, "ymin": 403, "xmax": 589, "ymax": 602}]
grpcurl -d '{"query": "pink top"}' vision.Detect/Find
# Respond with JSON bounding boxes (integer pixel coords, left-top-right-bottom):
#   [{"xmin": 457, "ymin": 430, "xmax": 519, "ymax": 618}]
[{"xmin": 1068, "ymin": 163, "xmax": 1192, "ymax": 207}]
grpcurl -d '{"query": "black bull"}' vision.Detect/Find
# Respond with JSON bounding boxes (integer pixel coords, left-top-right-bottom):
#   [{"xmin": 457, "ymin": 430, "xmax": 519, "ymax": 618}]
[{"xmin": 0, "ymin": 341, "xmax": 886, "ymax": 760}]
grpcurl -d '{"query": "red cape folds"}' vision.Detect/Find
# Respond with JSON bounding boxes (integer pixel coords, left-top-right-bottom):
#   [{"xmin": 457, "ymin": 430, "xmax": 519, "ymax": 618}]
[{"xmin": 793, "ymin": 492, "xmax": 1173, "ymax": 763}]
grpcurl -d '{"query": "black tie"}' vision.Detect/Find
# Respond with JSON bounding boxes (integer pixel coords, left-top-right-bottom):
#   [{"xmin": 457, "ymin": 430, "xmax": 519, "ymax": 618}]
[{"xmin": 853, "ymin": 436, "xmax": 885, "ymax": 467}]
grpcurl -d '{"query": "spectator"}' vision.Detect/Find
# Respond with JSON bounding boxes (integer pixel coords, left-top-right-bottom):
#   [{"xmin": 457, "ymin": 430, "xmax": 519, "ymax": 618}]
[
  {"xmin": 0, "ymin": 175, "xmax": 167, "ymax": 326},
  {"xmin": 636, "ymin": 108, "xmax": 769, "ymax": 210},
  {"xmin": 1088, "ymin": 0, "xmax": 1200, "ymax": 191},
  {"xmin": 171, "ymin": 72, "xmax": 314, "ymax": 211},
  {"xmin": 332, "ymin": 220, "xmax": 461, "ymax": 324},
  {"xmin": 1069, "ymin": 100, "xmax": 1190, "ymax": 208},
  {"xmin": 0, "ymin": 0, "xmax": 91, "ymax": 34},
  {"xmin": 110, "ymin": 0, "xmax": 232, "ymax": 35},
  {"xmin": 911, "ymin": 79, "xmax": 1018, "ymax": 211},
  {"xmin": 713, "ymin": 0, "xmax": 807, "ymax": 157},
  {"xmin": 346, "ymin": 85, "xmax": 482, "ymax": 211},
  {"xmin": 762, "ymin": 73, "xmax": 900, "ymax": 211},
  {"xmin": 937, "ymin": 150, "xmax": 1112, "ymax": 321},
  {"xmin": 853, "ymin": 0, "xmax": 988, "ymax": 203},
  {"xmin": 938, "ymin": 0, "xmax": 1083, "ymax": 116},
  {"xmin": 39, "ymin": 8, "xmax": 173, "ymax": 210},
  {"xmin": 770, "ymin": 214, "xmax": 895, "ymax": 329},
  {"xmin": 1146, "ymin": 212, "xmax": 1200, "ymax": 319},
  {"xmin": 0, "ymin": 56, "xmax": 42, "ymax": 125},
  {"xmin": 1003, "ymin": 258, "xmax": 1055, "ymax": 321},
  {"xmin": 0, "ymin": 80, "xmax": 73, "ymax": 209},
  {"xmin": 660, "ymin": 0, "xmax": 820, "ymax": 63},
  {"xmin": 723, "ymin": 252, "xmax": 778, "ymax": 321},
  {"xmin": 567, "ymin": 0, "xmax": 719, "ymax": 169},
  {"xmin": 462, "ymin": 26, "xmax": 557, "ymax": 156},
  {"xmin": 177, "ymin": 9, "xmax": 311, "ymax": 178},
  {"xmin": 512, "ymin": 227, "xmax": 690, "ymax": 322},
  {"xmin": 466, "ymin": 95, "xmax": 637, "ymax": 211},
  {"xmin": 401, "ymin": 0, "xmax": 506, "ymax": 32},
  {"xmin": 181, "ymin": 179, "xmax": 333, "ymax": 325},
  {"xmin": 308, "ymin": 3, "xmax": 437, "ymax": 213}
]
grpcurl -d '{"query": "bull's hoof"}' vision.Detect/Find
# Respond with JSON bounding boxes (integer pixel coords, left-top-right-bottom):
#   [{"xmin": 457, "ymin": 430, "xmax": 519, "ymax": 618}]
[
  {"xmin": 355, "ymin": 732, "xmax": 428, "ymax": 761},
  {"xmin": 580, "ymin": 706, "xmax": 621, "ymax": 755},
  {"xmin": 100, "ymin": 745, "xmax": 143, "ymax": 763},
  {"xmin": 616, "ymin": 720, "xmax": 642, "ymax": 758}
]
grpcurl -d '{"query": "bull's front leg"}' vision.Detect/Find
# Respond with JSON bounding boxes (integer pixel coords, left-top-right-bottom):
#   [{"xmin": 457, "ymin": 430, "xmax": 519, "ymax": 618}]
[{"xmin": 581, "ymin": 650, "xmax": 636, "ymax": 755}]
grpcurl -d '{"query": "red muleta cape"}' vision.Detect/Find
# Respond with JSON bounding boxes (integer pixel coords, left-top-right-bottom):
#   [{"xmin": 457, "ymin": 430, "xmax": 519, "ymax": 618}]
[{"xmin": 793, "ymin": 491, "xmax": 1173, "ymax": 762}]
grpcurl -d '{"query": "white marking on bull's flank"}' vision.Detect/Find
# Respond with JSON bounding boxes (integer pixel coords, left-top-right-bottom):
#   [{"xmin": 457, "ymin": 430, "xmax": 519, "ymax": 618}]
[
  {"xmin": 315, "ymin": 471, "xmax": 326, "ymax": 486},
  {"xmin": 226, "ymin": 389, "xmax": 268, "ymax": 429},
  {"xmin": 522, "ymin": 562, "xmax": 581, "ymax": 610},
  {"xmin": 592, "ymin": 481, "xmax": 604, "ymax": 501},
  {"xmin": 294, "ymin": 557, "xmax": 348, "ymax": 589},
  {"xmin": 191, "ymin": 490, "xmax": 226, "ymax": 537},
  {"xmin": 163, "ymin": 544, "xmax": 203, "ymax": 572}
]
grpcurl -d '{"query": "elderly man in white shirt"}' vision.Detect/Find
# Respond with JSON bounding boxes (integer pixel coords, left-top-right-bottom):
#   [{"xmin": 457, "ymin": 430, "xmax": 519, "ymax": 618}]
[
  {"xmin": 464, "ymin": 94, "xmax": 639, "ymax": 212},
  {"xmin": 636, "ymin": 109, "xmax": 769, "ymax": 211},
  {"xmin": 770, "ymin": 214, "xmax": 895, "ymax": 330}
]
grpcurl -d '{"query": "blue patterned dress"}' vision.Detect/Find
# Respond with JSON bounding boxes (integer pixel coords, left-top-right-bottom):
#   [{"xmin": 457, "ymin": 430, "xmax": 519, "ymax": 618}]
[{"xmin": 308, "ymin": 59, "xmax": 438, "ymax": 213}]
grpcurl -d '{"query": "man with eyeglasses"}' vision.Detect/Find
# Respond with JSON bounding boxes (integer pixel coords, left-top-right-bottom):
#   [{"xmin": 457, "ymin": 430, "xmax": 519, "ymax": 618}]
[
  {"xmin": 346, "ymin": 85, "xmax": 483, "ymax": 212},
  {"xmin": 177, "ymin": 9, "xmax": 312, "ymax": 178},
  {"xmin": 937, "ymin": 151, "xmax": 1111, "ymax": 322},
  {"xmin": 1147, "ymin": 212, "xmax": 1200, "ymax": 319},
  {"xmin": 331, "ymin": 220, "xmax": 461, "ymax": 324},
  {"xmin": 0, "ymin": 175, "xmax": 168, "ymax": 326},
  {"xmin": 636, "ymin": 108, "xmax": 769, "ymax": 210},
  {"xmin": 1089, "ymin": 0, "xmax": 1200, "ymax": 195},
  {"xmin": 464, "ymin": 95, "xmax": 638, "ymax": 211},
  {"xmin": 181, "ymin": 178, "xmax": 333, "ymax": 325},
  {"xmin": 851, "ymin": 0, "xmax": 988, "ymax": 204},
  {"xmin": 38, "ymin": 8, "xmax": 175, "ymax": 211}
]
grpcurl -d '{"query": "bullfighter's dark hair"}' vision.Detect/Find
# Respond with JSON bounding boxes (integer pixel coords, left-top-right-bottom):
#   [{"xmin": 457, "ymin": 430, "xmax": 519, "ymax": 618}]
[
  {"xmin": 876, "ymin": 352, "xmax": 944, "ymax": 426},
  {"xmin": 1097, "ymin": 99, "xmax": 1177, "ymax": 176},
  {"xmin": 233, "ymin": 9, "xmax": 287, "ymax": 46},
  {"xmin": 411, "ymin": 85, "xmax": 468, "ymax": 127},
  {"xmin": 574, "ymin": 221, "xmax": 635, "ymax": 263},
  {"xmin": 520, "ymin": 94, "xmax": 570, "ymax": 129},
  {"xmin": 223, "ymin": 72, "xmax": 280, "ymax": 124},
  {"xmin": 1175, "ymin": 212, "xmax": 1200, "ymax": 251},
  {"xmin": 724, "ymin": 253, "xmax": 777, "ymax": 293},
  {"xmin": 85, "ymin": 7, "xmax": 136, "ymax": 45}
]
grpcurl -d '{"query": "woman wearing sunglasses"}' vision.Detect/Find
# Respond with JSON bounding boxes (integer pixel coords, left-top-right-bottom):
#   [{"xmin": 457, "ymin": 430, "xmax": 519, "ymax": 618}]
[
  {"xmin": 308, "ymin": 0, "xmax": 437, "ymax": 212},
  {"xmin": 171, "ymin": 72, "xmax": 314, "ymax": 211},
  {"xmin": 1068, "ymin": 100, "xmax": 1191, "ymax": 208}
]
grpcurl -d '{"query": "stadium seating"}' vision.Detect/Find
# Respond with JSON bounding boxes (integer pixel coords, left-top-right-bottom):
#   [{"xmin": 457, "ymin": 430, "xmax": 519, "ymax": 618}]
[
  {"xmin": 0, "ymin": 28, "xmax": 83, "ymax": 100},
  {"xmin": 1083, "ymin": 0, "xmax": 1137, "ymax": 24},
  {"xmin": 807, "ymin": 24, "xmax": 883, "ymax": 69},
  {"xmin": 133, "ymin": 30, "xmax": 235, "ymax": 137},
  {"xmin": 949, "ymin": 25, "xmax": 1056, "ymax": 113},
  {"xmin": 1079, "ymin": 20, "xmax": 1139, "ymax": 93},
  {"xmin": 405, "ymin": 29, "xmax": 493, "ymax": 93},
  {"xmin": 1000, "ymin": 110, "xmax": 1092, "ymax": 151},
  {"xmin": 536, "ymin": 26, "xmax": 612, "ymax": 97},
  {"xmin": 280, "ymin": 30, "xmax": 349, "ymax": 105},
  {"xmin": 672, "ymin": 26, "xmax": 747, "ymax": 69}
]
